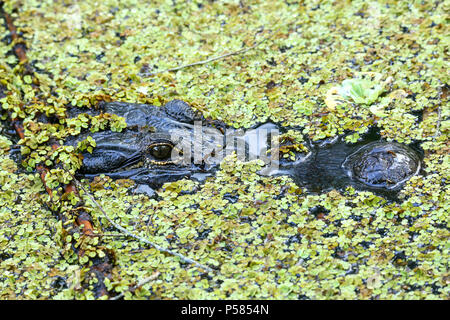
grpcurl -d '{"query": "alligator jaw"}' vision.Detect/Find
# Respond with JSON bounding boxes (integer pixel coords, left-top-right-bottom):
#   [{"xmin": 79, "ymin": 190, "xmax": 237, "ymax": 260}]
[{"xmin": 79, "ymin": 167, "xmax": 197, "ymax": 188}]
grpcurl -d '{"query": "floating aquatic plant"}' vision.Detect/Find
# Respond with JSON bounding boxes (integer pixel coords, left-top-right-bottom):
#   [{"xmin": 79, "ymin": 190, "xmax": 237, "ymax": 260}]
[
  {"xmin": 0, "ymin": 0, "xmax": 448, "ymax": 300},
  {"xmin": 325, "ymin": 74, "xmax": 392, "ymax": 116},
  {"xmin": 338, "ymin": 78, "xmax": 384, "ymax": 105}
]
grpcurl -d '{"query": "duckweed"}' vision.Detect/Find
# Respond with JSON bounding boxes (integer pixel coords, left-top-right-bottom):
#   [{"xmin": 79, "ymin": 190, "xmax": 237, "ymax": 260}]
[{"xmin": 0, "ymin": 0, "xmax": 448, "ymax": 299}]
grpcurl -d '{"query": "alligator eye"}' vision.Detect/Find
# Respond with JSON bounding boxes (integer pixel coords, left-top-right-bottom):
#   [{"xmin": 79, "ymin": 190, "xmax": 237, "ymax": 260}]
[{"xmin": 149, "ymin": 143, "xmax": 173, "ymax": 160}]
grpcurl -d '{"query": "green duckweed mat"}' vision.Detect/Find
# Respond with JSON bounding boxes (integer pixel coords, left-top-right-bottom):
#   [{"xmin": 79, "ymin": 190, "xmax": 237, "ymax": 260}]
[{"xmin": 0, "ymin": 0, "xmax": 448, "ymax": 299}]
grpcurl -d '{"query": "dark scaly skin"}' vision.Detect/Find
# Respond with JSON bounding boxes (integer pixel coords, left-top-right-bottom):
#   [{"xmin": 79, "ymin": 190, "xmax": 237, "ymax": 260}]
[{"xmin": 66, "ymin": 100, "xmax": 225, "ymax": 188}]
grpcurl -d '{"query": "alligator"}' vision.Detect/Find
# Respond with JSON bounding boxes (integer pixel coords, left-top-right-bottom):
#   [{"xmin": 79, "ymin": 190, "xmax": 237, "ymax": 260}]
[
  {"xmin": 66, "ymin": 100, "xmax": 219, "ymax": 191},
  {"xmin": 66, "ymin": 100, "xmax": 422, "ymax": 198},
  {"xmin": 65, "ymin": 99, "xmax": 279, "ymax": 194}
]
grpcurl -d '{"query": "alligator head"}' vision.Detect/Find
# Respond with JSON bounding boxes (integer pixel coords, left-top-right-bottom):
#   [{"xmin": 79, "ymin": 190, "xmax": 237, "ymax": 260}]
[
  {"xmin": 67, "ymin": 99, "xmax": 278, "ymax": 191},
  {"xmin": 67, "ymin": 100, "xmax": 422, "ymax": 199},
  {"xmin": 67, "ymin": 100, "xmax": 217, "ymax": 188}
]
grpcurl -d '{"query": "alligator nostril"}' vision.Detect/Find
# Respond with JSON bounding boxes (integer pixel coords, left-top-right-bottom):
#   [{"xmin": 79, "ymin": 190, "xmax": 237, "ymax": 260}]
[{"xmin": 342, "ymin": 141, "xmax": 421, "ymax": 189}]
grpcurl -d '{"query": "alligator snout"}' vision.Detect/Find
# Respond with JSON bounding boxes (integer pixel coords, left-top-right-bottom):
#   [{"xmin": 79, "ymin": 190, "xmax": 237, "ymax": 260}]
[{"xmin": 342, "ymin": 141, "xmax": 421, "ymax": 189}]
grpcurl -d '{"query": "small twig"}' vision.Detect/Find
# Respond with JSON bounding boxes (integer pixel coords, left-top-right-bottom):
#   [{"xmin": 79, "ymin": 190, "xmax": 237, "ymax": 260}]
[
  {"xmin": 145, "ymin": 22, "xmax": 282, "ymax": 77},
  {"xmin": 110, "ymin": 271, "xmax": 161, "ymax": 300},
  {"xmin": 70, "ymin": 175, "xmax": 215, "ymax": 273},
  {"xmin": 83, "ymin": 232, "xmax": 129, "ymax": 238}
]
